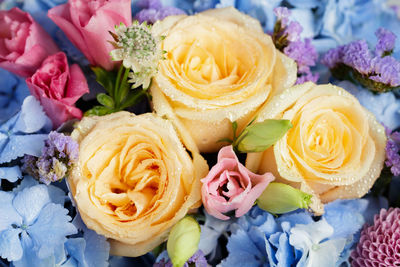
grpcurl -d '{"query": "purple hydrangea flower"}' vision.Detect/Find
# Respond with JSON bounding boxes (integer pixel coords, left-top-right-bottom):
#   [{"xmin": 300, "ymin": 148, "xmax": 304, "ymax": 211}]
[
  {"xmin": 341, "ymin": 40, "xmax": 373, "ymax": 75},
  {"xmin": 273, "ymin": 7, "xmax": 291, "ymax": 27},
  {"xmin": 375, "ymin": 27, "xmax": 396, "ymax": 57},
  {"xmin": 154, "ymin": 250, "xmax": 207, "ymax": 267},
  {"xmin": 385, "ymin": 128, "xmax": 400, "ymax": 176},
  {"xmin": 22, "ymin": 131, "xmax": 79, "ymax": 185},
  {"xmin": 134, "ymin": 0, "xmax": 185, "ymax": 24},
  {"xmin": 369, "ymin": 56, "xmax": 400, "ymax": 87}
]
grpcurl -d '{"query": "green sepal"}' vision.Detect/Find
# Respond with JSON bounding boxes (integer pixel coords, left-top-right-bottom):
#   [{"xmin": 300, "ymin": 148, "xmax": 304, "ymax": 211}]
[
  {"xmin": 167, "ymin": 216, "xmax": 201, "ymax": 267},
  {"xmin": 120, "ymin": 90, "xmax": 146, "ymax": 109},
  {"xmin": 84, "ymin": 106, "xmax": 114, "ymax": 117},
  {"xmin": 234, "ymin": 119, "xmax": 292, "ymax": 153},
  {"xmin": 96, "ymin": 93, "xmax": 115, "ymax": 108},
  {"xmin": 91, "ymin": 67, "xmax": 117, "ymax": 97},
  {"xmin": 256, "ymin": 182, "xmax": 312, "ymax": 214}
]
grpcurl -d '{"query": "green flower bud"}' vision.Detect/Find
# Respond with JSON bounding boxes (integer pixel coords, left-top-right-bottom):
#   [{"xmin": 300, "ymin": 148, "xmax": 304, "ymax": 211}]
[
  {"xmin": 256, "ymin": 182, "xmax": 312, "ymax": 214},
  {"xmin": 96, "ymin": 93, "xmax": 115, "ymax": 108},
  {"xmin": 234, "ymin": 119, "xmax": 292, "ymax": 153},
  {"xmin": 167, "ymin": 216, "xmax": 201, "ymax": 267}
]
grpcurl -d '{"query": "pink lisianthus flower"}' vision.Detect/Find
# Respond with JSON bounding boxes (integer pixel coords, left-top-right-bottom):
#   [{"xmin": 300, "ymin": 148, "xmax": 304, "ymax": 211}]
[
  {"xmin": 201, "ymin": 146, "xmax": 275, "ymax": 220},
  {"xmin": 0, "ymin": 8, "xmax": 59, "ymax": 77},
  {"xmin": 48, "ymin": 0, "xmax": 132, "ymax": 71},
  {"xmin": 26, "ymin": 52, "xmax": 89, "ymax": 128}
]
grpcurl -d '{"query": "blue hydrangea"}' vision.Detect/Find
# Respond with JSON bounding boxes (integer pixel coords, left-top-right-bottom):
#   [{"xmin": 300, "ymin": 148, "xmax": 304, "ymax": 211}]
[
  {"xmin": 220, "ymin": 199, "xmax": 370, "ymax": 267},
  {"xmin": 0, "ymin": 166, "xmax": 22, "ymax": 183},
  {"xmin": 0, "ymin": 184, "xmax": 77, "ymax": 265},
  {"xmin": 0, "ymin": 69, "xmax": 29, "ymax": 124},
  {"xmin": 0, "ymin": 96, "xmax": 51, "ymax": 164}
]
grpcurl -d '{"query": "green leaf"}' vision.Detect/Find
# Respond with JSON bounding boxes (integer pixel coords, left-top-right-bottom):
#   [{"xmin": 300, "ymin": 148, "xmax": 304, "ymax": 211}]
[
  {"xmin": 167, "ymin": 216, "xmax": 200, "ymax": 267},
  {"xmin": 256, "ymin": 182, "xmax": 312, "ymax": 214},
  {"xmin": 96, "ymin": 93, "xmax": 115, "ymax": 108},
  {"xmin": 234, "ymin": 119, "xmax": 292, "ymax": 153},
  {"xmin": 91, "ymin": 67, "xmax": 116, "ymax": 96},
  {"xmin": 217, "ymin": 138, "xmax": 233, "ymax": 144},
  {"xmin": 120, "ymin": 90, "xmax": 146, "ymax": 109},
  {"xmin": 84, "ymin": 106, "xmax": 114, "ymax": 117}
]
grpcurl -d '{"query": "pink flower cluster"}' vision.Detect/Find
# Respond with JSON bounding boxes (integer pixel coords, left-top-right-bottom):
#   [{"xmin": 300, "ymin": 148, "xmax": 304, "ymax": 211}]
[
  {"xmin": 351, "ymin": 208, "xmax": 400, "ymax": 267},
  {"xmin": 0, "ymin": 0, "xmax": 132, "ymax": 128}
]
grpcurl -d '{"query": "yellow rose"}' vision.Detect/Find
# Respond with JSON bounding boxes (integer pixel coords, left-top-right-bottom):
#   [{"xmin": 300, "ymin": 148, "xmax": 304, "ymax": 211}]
[
  {"xmin": 150, "ymin": 7, "xmax": 297, "ymax": 153},
  {"xmin": 68, "ymin": 112, "xmax": 208, "ymax": 256},
  {"xmin": 246, "ymin": 82, "xmax": 387, "ymax": 214}
]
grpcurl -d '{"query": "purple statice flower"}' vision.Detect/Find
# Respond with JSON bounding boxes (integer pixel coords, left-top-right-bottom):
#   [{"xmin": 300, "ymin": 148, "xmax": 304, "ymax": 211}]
[
  {"xmin": 375, "ymin": 28, "xmax": 396, "ymax": 57},
  {"xmin": 273, "ymin": 7, "xmax": 291, "ymax": 27},
  {"xmin": 369, "ymin": 56, "xmax": 400, "ymax": 87},
  {"xmin": 284, "ymin": 38, "xmax": 318, "ymax": 73},
  {"xmin": 321, "ymin": 45, "xmax": 345, "ymax": 69},
  {"xmin": 22, "ymin": 131, "xmax": 79, "ymax": 185},
  {"xmin": 385, "ymin": 128, "xmax": 400, "ymax": 176},
  {"xmin": 341, "ymin": 40, "xmax": 373, "ymax": 75},
  {"xmin": 296, "ymin": 71, "xmax": 319, "ymax": 84},
  {"xmin": 135, "ymin": 0, "xmax": 185, "ymax": 24},
  {"xmin": 154, "ymin": 250, "xmax": 207, "ymax": 267},
  {"xmin": 284, "ymin": 21, "xmax": 303, "ymax": 42}
]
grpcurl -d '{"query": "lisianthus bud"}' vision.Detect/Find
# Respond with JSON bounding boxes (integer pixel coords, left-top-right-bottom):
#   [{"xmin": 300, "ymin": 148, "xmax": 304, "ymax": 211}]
[
  {"xmin": 234, "ymin": 119, "xmax": 292, "ymax": 153},
  {"xmin": 167, "ymin": 216, "xmax": 201, "ymax": 267},
  {"xmin": 256, "ymin": 182, "xmax": 312, "ymax": 214}
]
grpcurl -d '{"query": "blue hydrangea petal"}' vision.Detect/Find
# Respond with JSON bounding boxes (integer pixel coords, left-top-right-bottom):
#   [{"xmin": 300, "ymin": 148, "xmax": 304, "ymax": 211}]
[
  {"xmin": 277, "ymin": 211, "xmax": 313, "ymax": 227},
  {"xmin": 12, "ymin": 185, "xmax": 50, "ymax": 226},
  {"xmin": 82, "ymin": 229, "xmax": 110, "ymax": 267},
  {"xmin": 13, "ymin": 176, "xmax": 39, "ymax": 193},
  {"xmin": 12, "ymin": 231, "xmax": 56, "ymax": 267},
  {"xmin": 28, "ymin": 203, "xmax": 77, "ymax": 259},
  {"xmin": 199, "ymin": 211, "xmax": 231, "ymax": 256},
  {"xmin": 0, "ymin": 134, "xmax": 48, "ymax": 163},
  {"xmin": 13, "ymin": 96, "xmax": 48, "ymax": 134},
  {"xmin": 64, "ymin": 238, "xmax": 86, "ymax": 265},
  {"xmin": 221, "ymin": 228, "xmax": 267, "ymax": 267},
  {"xmin": 0, "ymin": 191, "xmax": 22, "ymax": 231},
  {"xmin": 0, "ymin": 166, "xmax": 22, "ymax": 182},
  {"xmin": 275, "ymin": 232, "xmax": 295, "ymax": 267},
  {"xmin": 323, "ymin": 199, "xmax": 368, "ymax": 240},
  {"xmin": 0, "ymin": 228, "xmax": 23, "ymax": 261}
]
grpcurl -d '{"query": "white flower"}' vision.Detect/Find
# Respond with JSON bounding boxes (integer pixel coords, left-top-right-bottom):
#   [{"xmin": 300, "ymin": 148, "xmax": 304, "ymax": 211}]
[{"xmin": 289, "ymin": 219, "xmax": 347, "ymax": 267}]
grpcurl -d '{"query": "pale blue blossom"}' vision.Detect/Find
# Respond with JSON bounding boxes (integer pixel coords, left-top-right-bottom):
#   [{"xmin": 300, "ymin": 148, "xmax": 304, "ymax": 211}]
[
  {"xmin": 0, "ymin": 69, "xmax": 29, "ymax": 124},
  {"xmin": 0, "ymin": 96, "xmax": 51, "ymax": 164},
  {"xmin": 0, "ymin": 184, "xmax": 76, "ymax": 264},
  {"xmin": 339, "ymin": 80, "xmax": 400, "ymax": 130},
  {"xmin": 0, "ymin": 166, "xmax": 21, "ymax": 183}
]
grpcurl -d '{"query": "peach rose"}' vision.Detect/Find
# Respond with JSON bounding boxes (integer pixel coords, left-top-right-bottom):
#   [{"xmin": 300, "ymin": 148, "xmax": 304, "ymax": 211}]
[
  {"xmin": 68, "ymin": 112, "xmax": 208, "ymax": 256},
  {"xmin": 150, "ymin": 7, "xmax": 297, "ymax": 153},
  {"xmin": 246, "ymin": 82, "xmax": 387, "ymax": 214}
]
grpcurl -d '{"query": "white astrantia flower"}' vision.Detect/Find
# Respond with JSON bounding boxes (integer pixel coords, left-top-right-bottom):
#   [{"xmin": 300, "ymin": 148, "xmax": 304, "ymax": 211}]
[
  {"xmin": 110, "ymin": 22, "xmax": 165, "ymax": 89},
  {"xmin": 289, "ymin": 219, "xmax": 347, "ymax": 267}
]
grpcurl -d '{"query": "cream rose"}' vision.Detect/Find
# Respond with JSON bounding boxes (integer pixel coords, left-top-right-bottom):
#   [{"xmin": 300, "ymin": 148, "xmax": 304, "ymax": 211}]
[
  {"xmin": 246, "ymin": 82, "xmax": 387, "ymax": 214},
  {"xmin": 150, "ymin": 7, "xmax": 297, "ymax": 153},
  {"xmin": 68, "ymin": 112, "xmax": 208, "ymax": 257}
]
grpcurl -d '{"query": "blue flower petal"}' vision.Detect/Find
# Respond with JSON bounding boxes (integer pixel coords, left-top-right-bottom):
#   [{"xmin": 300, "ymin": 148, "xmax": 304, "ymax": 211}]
[
  {"xmin": 0, "ymin": 228, "xmax": 23, "ymax": 261},
  {"xmin": 277, "ymin": 211, "xmax": 313, "ymax": 227},
  {"xmin": 0, "ymin": 191, "xmax": 22, "ymax": 231},
  {"xmin": 0, "ymin": 166, "xmax": 22, "ymax": 182},
  {"xmin": 64, "ymin": 238, "xmax": 86, "ymax": 265},
  {"xmin": 82, "ymin": 229, "xmax": 110, "ymax": 267},
  {"xmin": 28, "ymin": 203, "xmax": 77, "ymax": 259},
  {"xmin": 12, "ymin": 185, "xmax": 50, "ymax": 226},
  {"xmin": 0, "ymin": 134, "xmax": 48, "ymax": 163},
  {"xmin": 13, "ymin": 96, "xmax": 48, "ymax": 134}
]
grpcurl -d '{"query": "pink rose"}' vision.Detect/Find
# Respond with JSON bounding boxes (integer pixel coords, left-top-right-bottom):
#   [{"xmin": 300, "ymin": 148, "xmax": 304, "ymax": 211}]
[
  {"xmin": 201, "ymin": 146, "xmax": 275, "ymax": 220},
  {"xmin": 48, "ymin": 0, "xmax": 132, "ymax": 70},
  {"xmin": 26, "ymin": 52, "xmax": 89, "ymax": 128},
  {"xmin": 0, "ymin": 8, "xmax": 59, "ymax": 77}
]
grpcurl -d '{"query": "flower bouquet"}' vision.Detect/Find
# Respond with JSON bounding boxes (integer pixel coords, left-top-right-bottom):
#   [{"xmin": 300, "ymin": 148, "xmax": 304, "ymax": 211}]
[{"xmin": 1, "ymin": 0, "xmax": 400, "ymax": 266}]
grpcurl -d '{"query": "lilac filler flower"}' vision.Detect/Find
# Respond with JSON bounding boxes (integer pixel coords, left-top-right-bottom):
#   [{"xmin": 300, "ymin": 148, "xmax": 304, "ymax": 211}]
[
  {"xmin": 321, "ymin": 45, "xmax": 345, "ymax": 69},
  {"xmin": 273, "ymin": 7, "xmax": 291, "ymax": 27},
  {"xmin": 375, "ymin": 27, "xmax": 396, "ymax": 57},
  {"xmin": 22, "ymin": 131, "xmax": 79, "ymax": 185},
  {"xmin": 369, "ymin": 56, "xmax": 400, "ymax": 87},
  {"xmin": 134, "ymin": 0, "xmax": 185, "ymax": 24},
  {"xmin": 284, "ymin": 38, "xmax": 318, "ymax": 73},
  {"xmin": 385, "ymin": 128, "xmax": 400, "ymax": 176},
  {"xmin": 350, "ymin": 208, "xmax": 400, "ymax": 266},
  {"xmin": 154, "ymin": 250, "xmax": 207, "ymax": 267},
  {"xmin": 341, "ymin": 40, "xmax": 373, "ymax": 75}
]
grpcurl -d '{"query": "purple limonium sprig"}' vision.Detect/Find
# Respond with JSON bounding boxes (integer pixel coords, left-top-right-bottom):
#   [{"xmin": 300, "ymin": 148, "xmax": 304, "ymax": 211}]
[
  {"xmin": 154, "ymin": 250, "xmax": 207, "ymax": 267},
  {"xmin": 272, "ymin": 7, "xmax": 319, "ymax": 84},
  {"xmin": 22, "ymin": 131, "xmax": 79, "ymax": 185},
  {"xmin": 322, "ymin": 28, "xmax": 400, "ymax": 93},
  {"xmin": 385, "ymin": 127, "xmax": 400, "ymax": 176},
  {"xmin": 375, "ymin": 28, "xmax": 396, "ymax": 57},
  {"xmin": 134, "ymin": 0, "xmax": 186, "ymax": 24}
]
